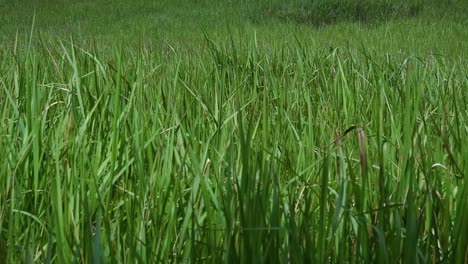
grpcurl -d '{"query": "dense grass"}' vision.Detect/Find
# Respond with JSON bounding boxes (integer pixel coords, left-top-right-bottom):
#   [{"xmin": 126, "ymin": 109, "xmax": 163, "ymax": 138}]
[
  {"xmin": 1, "ymin": 36, "xmax": 467, "ymax": 262},
  {"xmin": 1, "ymin": 0, "xmax": 467, "ymax": 262}
]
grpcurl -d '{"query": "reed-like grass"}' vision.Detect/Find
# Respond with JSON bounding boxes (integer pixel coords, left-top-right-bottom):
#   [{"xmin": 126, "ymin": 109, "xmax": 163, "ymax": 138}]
[{"xmin": 0, "ymin": 36, "xmax": 467, "ymax": 262}]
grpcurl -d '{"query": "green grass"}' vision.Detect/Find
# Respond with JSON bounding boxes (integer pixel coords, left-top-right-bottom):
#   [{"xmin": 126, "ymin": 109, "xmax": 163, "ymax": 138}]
[
  {"xmin": 1, "ymin": 0, "xmax": 467, "ymax": 54},
  {"xmin": 0, "ymin": 0, "xmax": 467, "ymax": 262}
]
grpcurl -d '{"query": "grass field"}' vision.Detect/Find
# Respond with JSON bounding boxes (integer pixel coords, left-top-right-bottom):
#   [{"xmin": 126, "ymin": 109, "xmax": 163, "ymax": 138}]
[{"xmin": 1, "ymin": 0, "xmax": 467, "ymax": 262}]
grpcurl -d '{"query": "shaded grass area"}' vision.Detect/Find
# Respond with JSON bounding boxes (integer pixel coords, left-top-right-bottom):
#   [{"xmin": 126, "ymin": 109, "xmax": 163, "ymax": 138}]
[
  {"xmin": 249, "ymin": 0, "xmax": 423, "ymax": 26},
  {"xmin": 0, "ymin": 37, "xmax": 467, "ymax": 262}
]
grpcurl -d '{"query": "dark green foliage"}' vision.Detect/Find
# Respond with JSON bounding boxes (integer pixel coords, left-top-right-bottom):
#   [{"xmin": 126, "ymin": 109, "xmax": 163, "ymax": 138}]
[{"xmin": 250, "ymin": 0, "xmax": 423, "ymax": 26}]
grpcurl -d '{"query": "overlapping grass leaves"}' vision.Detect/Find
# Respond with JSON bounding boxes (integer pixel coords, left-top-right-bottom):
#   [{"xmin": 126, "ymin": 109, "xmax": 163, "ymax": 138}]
[{"xmin": 0, "ymin": 37, "xmax": 466, "ymax": 262}]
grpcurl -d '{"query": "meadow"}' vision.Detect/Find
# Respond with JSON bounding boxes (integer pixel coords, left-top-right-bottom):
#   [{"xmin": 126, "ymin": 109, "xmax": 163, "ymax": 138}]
[{"xmin": 0, "ymin": 0, "xmax": 467, "ymax": 262}]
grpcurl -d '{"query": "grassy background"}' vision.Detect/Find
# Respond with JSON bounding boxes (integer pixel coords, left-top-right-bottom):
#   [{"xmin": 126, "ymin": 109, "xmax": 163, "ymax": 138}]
[
  {"xmin": 0, "ymin": 0, "xmax": 467, "ymax": 262},
  {"xmin": 1, "ymin": 0, "xmax": 467, "ymax": 55}
]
